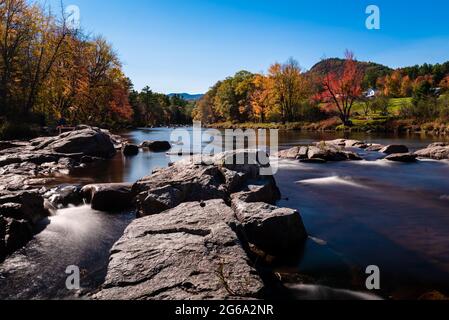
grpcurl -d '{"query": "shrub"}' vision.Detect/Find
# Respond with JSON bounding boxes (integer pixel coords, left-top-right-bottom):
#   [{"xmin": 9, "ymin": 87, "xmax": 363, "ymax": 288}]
[{"xmin": 0, "ymin": 121, "xmax": 39, "ymax": 140}]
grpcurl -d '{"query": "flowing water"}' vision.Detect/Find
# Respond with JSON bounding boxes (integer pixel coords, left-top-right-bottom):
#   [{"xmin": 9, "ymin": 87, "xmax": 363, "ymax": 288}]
[{"xmin": 1, "ymin": 128, "xmax": 449, "ymax": 299}]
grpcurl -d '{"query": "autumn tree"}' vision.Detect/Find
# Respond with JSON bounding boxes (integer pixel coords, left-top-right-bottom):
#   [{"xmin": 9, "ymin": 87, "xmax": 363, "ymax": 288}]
[
  {"xmin": 319, "ymin": 51, "xmax": 363, "ymax": 126},
  {"xmin": 268, "ymin": 58, "xmax": 310, "ymax": 123}
]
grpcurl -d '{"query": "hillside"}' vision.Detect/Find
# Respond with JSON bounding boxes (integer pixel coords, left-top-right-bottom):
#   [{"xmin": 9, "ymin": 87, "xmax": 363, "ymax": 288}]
[
  {"xmin": 308, "ymin": 58, "xmax": 393, "ymax": 88},
  {"xmin": 168, "ymin": 93, "xmax": 204, "ymax": 101}
]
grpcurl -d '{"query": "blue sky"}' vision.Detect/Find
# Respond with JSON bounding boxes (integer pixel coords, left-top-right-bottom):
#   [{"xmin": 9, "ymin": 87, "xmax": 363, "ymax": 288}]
[{"xmin": 45, "ymin": 0, "xmax": 449, "ymax": 94}]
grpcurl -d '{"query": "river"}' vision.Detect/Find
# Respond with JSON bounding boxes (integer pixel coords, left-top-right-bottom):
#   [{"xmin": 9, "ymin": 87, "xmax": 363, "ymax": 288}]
[{"xmin": 1, "ymin": 128, "xmax": 449, "ymax": 299}]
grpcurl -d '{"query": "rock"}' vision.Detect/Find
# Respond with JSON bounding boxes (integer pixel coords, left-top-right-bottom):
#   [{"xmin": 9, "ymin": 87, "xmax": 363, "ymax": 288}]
[
  {"xmin": 428, "ymin": 142, "xmax": 449, "ymax": 148},
  {"xmin": 44, "ymin": 185, "xmax": 84, "ymax": 208},
  {"xmin": 81, "ymin": 183, "xmax": 134, "ymax": 212},
  {"xmin": 232, "ymin": 201, "xmax": 307, "ymax": 258},
  {"xmin": 276, "ymin": 147, "xmax": 301, "ymax": 159},
  {"xmin": 0, "ymin": 190, "xmax": 49, "ymax": 224},
  {"xmin": 0, "ymin": 216, "xmax": 33, "ymax": 260},
  {"xmin": 133, "ymin": 163, "xmax": 227, "ymax": 217},
  {"xmin": 33, "ymin": 127, "xmax": 116, "ymax": 158},
  {"xmin": 0, "ymin": 190, "xmax": 49, "ymax": 261},
  {"xmin": 231, "ymin": 179, "xmax": 281, "ymax": 205},
  {"xmin": 308, "ymin": 145, "xmax": 359, "ymax": 161},
  {"xmin": 344, "ymin": 140, "xmax": 368, "ymax": 149},
  {"xmin": 276, "ymin": 147, "xmax": 309, "ymax": 160},
  {"xmin": 366, "ymin": 144, "xmax": 385, "ymax": 152},
  {"xmin": 415, "ymin": 144, "xmax": 449, "ymax": 160},
  {"xmin": 94, "ymin": 200, "xmax": 264, "ymax": 300},
  {"xmin": 140, "ymin": 140, "xmax": 172, "ymax": 152},
  {"xmin": 385, "ymin": 153, "xmax": 418, "ymax": 163},
  {"xmin": 297, "ymin": 146, "xmax": 309, "ymax": 159},
  {"xmin": 123, "ymin": 144, "xmax": 139, "ymax": 156},
  {"xmin": 379, "ymin": 145, "xmax": 409, "ymax": 155},
  {"xmin": 133, "ymin": 151, "xmax": 279, "ymax": 217}
]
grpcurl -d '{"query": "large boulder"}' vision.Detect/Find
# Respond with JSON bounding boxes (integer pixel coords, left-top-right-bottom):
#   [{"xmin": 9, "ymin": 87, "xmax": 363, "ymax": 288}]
[
  {"xmin": 81, "ymin": 183, "xmax": 134, "ymax": 212},
  {"xmin": 379, "ymin": 145, "xmax": 409, "ymax": 155},
  {"xmin": 140, "ymin": 140, "xmax": 172, "ymax": 152},
  {"xmin": 133, "ymin": 163, "xmax": 227, "ymax": 217},
  {"xmin": 385, "ymin": 153, "xmax": 418, "ymax": 163},
  {"xmin": 232, "ymin": 201, "xmax": 307, "ymax": 258},
  {"xmin": 94, "ymin": 200, "xmax": 264, "ymax": 300},
  {"xmin": 133, "ymin": 151, "xmax": 280, "ymax": 217},
  {"xmin": 415, "ymin": 144, "xmax": 449, "ymax": 160},
  {"xmin": 308, "ymin": 145, "xmax": 361, "ymax": 162},
  {"xmin": 33, "ymin": 127, "xmax": 116, "ymax": 158}
]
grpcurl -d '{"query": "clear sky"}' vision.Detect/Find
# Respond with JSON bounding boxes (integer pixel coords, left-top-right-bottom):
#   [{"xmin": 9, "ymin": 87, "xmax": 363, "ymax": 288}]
[{"xmin": 45, "ymin": 0, "xmax": 449, "ymax": 94}]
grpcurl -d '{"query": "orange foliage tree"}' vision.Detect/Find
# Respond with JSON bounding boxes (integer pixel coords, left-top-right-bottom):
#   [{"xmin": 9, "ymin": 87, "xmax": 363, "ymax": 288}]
[{"xmin": 318, "ymin": 51, "xmax": 363, "ymax": 126}]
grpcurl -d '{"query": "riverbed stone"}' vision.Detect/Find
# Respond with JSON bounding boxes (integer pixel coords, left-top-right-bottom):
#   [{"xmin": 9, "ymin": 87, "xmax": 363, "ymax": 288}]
[
  {"xmin": 232, "ymin": 200, "xmax": 307, "ymax": 258},
  {"xmin": 415, "ymin": 144, "xmax": 449, "ymax": 160},
  {"xmin": 379, "ymin": 145, "xmax": 409, "ymax": 155},
  {"xmin": 140, "ymin": 140, "xmax": 172, "ymax": 152},
  {"xmin": 94, "ymin": 200, "xmax": 264, "ymax": 300},
  {"xmin": 81, "ymin": 183, "xmax": 134, "ymax": 212},
  {"xmin": 385, "ymin": 153, "xmax": 418, "ymax": 163},
  {"xmin": 123, "ymin": 144, "xmax": 139, "ymax": 156}
]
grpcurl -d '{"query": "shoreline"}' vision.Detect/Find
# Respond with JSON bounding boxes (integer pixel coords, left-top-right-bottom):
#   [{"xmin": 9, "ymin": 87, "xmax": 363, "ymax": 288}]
[{"xmin": 206, "ymin": 119, "xmax": 449, "ymax": 136}]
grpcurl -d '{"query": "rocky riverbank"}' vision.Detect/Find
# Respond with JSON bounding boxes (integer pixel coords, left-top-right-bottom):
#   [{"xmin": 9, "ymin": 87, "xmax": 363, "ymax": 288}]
[
  {"xmin": 276, "ymin": 138, "xmax": 449, "ymax": 163},
  {"xmin": 2, "ymin": 127, "xmax": 448, "ymax": 299},
  {"xmin": 0, "ymin": 126, "xmax": 125, "ymax": 262}
]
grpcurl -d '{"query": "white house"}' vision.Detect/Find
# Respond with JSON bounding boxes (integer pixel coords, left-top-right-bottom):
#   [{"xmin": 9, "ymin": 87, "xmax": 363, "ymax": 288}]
[{"xmin": 364, "ymin": 88, "xmax": 377, "ymax": 99}]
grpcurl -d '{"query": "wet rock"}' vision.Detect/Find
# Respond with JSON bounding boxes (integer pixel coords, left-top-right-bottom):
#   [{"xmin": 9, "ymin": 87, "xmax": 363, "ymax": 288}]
[
  {"xmin": 0, "ymin": 190, "xmax": 49, "ymax": 261},
  {"xmin": 379, "ymin": 145, "xmax": 409, "ymax": 155},
  {"xmin": 366, "ymin": 144, "xmax": 385, "ymax": 152},
  {"xmin": 140, "ymin": 140, "xmax": 172, "ymax": 152},
  {"xmin": 123, "ymin": 144, "xmax": 139, "ymax": 156},
  {"xmin": 232, "ymin": 201, "xmax": 307, "ymax": 258},
  {"xmin": 415, "ymin": 144, "xmax": 449, "ymax": 160},
  {"xmin": 0, "ymin": 216, "xmax": 33, "ymax": 261},
  {"xmin": 385, "ymin": 153, "xmax": 418, "ymax": 163},
  {"xmin": 0, "ymin": 190, "xmax": 49, "ymax": 224},
  {"xmin": 81, "ymin": 183, "xmax": 134, "ymax": 212},
  {"xmin": 44, "ymin": 185, "xmax": 84, "ymax": 208},
  {"xmin": 94, "ymin": 200, "xmax": 264, "ymax": 300}
]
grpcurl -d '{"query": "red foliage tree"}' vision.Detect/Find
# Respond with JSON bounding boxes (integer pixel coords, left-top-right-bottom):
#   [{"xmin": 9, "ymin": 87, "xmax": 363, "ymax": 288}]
[{"xmin": 319, "ymin": 51, "xmax": 364, "ymax": 126}]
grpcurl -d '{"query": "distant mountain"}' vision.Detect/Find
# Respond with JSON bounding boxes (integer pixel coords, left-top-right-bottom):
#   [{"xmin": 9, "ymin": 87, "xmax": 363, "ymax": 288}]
[
  {"xmin": 168, "ymin": 93, "xmax": 204, "ymax": 101},
  {"xmin": 308, "ymin": 58, "xmax": 392, "ymax": 77}
]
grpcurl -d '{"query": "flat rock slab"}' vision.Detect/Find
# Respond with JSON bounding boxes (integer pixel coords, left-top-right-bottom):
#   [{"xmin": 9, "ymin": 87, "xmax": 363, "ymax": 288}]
[
  {"xmin": 94, "ymin": 200, "xmax": 263, "ymax": 300},
  {"xmin": 415, "ymin": 144, "xmax": 449, "ymax": 160}
]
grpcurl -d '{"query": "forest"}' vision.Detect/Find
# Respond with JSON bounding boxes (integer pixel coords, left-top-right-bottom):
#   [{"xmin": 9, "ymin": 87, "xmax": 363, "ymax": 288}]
[
  {"xmin": 1, "ymin": 0, "xmax": 449, "ymax": 140},
  {"xmin": 0, "ymin": 0, "xmax": 192, "ymax": 139}
]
